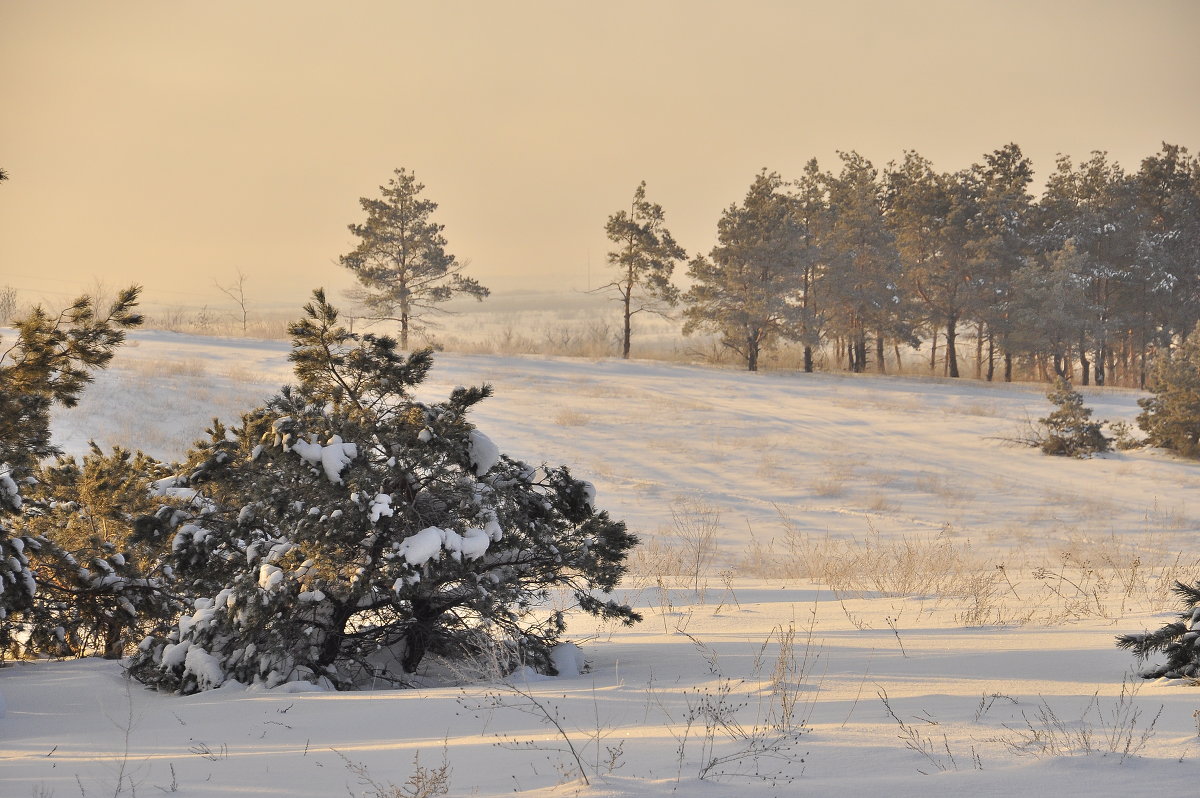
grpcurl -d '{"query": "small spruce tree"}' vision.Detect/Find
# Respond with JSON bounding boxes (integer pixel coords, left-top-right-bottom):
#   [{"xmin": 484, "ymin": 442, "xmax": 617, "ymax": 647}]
[
  {"xmin": 1136, "ymin": 322, "xmax": 1200, "ymax": 457},
  {"xmin": 129, "ymin": 290, "xmax": 639, "ymax": 693},
  {"xmin": 1037, "ymin": 376, "xmax": 1111, "ymax": 457}
]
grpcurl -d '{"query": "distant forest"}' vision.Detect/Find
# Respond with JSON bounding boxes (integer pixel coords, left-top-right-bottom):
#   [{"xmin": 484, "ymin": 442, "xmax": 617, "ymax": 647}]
[{"xmin": 620, "ymin": 143, "xmax": 1199, "ymax": 386}]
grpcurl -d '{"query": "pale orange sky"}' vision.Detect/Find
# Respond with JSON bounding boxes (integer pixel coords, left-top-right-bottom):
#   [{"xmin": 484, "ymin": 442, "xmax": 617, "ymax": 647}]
[{"xmin": 2, "ymin": 0, "xmax": 1197, "ymax": 315}]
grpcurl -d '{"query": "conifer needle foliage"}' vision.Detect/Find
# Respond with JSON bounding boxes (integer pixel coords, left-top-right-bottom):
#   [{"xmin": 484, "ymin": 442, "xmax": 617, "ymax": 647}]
[
  {"xmin": 0, "ymin": 287, "xmax": 146, "ymax": 657},
  {"xmin": 1117, "ymin": 582, "xmax": 1200, "ymax": 679},
  {"xmin": 1136, "ymin": 322, "xmax": 1200, "ymax": 457}
]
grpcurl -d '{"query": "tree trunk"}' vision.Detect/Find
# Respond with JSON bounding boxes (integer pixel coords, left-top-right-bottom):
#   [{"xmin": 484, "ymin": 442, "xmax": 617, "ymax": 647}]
[
  {"xmin": 317, "ymin": 603, "xmax": 355, "ymax": 672},
  {"xmin": 945, "ymin": 315, "xmax": 959, "ymax": 378},
  {"xmin": 1079, "ymin": 348, "xmax": 1091, "ymax": 386},
  {"xmin": 929, "ymin": 329, "xmax": 939, "ymax": 372},
  {"xmin": 402, "ymin": 598, "xmax": 442, "ymax": 673},
  {"xmin": 975, "ymin": 323, "xmax": 984, "ymax": 380},
  {"xmin": 986, "ymin": 333, "xmax": 995, "ymax": 382},
  {"xmin": 875, "ymin": 332, "xmax": 886, "ymax": 374},
  {"xmin": 852, "ymin": 333, "xmax": 867, "ymax": 373},
  {"xmin": 621, "ymin": 290, "xmax": 632, "ymax": 359},
  {"xmin": 1004, "ymin": 351, "xmax": 1013, "ymax": 382},
  {"xmin": 102, "ymin": 622, "xmax": 124, "ymax": 660},
  {"xmin": 747, "ymin": 332, "xmax": 759, "ymax": 372},
  {"xmin": 803, "ymin": 345, "xmax": 813, "ymax": 373}
]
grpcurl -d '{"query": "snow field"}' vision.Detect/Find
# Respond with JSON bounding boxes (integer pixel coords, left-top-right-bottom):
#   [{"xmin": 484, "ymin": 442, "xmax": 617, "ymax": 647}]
[{"xmin": 1, "ymin": 329, "xmax": 1198, "ymax": 795}]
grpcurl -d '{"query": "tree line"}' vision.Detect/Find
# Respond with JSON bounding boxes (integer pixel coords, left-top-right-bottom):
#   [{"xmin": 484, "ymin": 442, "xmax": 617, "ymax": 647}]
[
  {"xmin": 610, "ymin": 143, "xmax": 1199, "ymax": 385},
  {"xmin": 332, "ymin": 148, "xmax": 1197, "ymax": 387}
]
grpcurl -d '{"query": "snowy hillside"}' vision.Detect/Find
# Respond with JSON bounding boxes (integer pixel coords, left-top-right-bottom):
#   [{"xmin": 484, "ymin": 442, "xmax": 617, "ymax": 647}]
[{"xmin": 3, "ymin": 330, "xmax": 1199, "ymax": 797}]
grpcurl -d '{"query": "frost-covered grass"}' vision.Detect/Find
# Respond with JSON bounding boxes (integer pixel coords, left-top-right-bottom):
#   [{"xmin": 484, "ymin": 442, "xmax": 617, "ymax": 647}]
[{"xmin": 4, "ymin": 329, "xmax": 1200, "ymax": 796}]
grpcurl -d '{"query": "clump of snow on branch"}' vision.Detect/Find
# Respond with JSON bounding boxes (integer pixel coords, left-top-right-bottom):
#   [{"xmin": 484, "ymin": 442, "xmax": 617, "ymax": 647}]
[
  {"xmin": 468, "ymin": 429, "xmax": 500, "ymax": 475},
  {"xmin": 290, "ymin": 435, "xmax": 358, "ymax": 484},
  {"xmin": 0, "ymin": 467, "xmax": 22, "ymax": 512},
  {"xmin": 396, "ymin": 525, "xmax": 493, "ymax": 571}
]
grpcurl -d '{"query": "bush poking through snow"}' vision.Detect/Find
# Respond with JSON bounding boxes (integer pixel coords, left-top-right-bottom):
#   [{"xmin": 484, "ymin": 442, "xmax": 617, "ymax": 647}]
[
  {"xmin": 1137, "ymin": 321, "xmax": 1200, "ymax": 457},
  {"xmin": 128, "ymin": 290, "xmax": 639, "ymax": 693},
  {"xmin": 1034, "ymin": 377, "xmax": 1111, "ymax": 457},
  {"xmin": 336, "ymin": 749, "xmax": 451, "ymax": 798}
]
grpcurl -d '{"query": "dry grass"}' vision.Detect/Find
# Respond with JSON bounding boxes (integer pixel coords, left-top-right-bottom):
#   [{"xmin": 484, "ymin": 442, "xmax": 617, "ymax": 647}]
[
  {"xmin": 810, "ymin": 458, "xmax": 858, "ymax": 498},
  {"xmin": 552, "ymin": 408, "xmax": 590, "ymax": 427},
  {"xmin": 913, "ymin": 472, "xmax": 971, "ymax": 507},
  {"xmin": 734, "ymin": 511, "xmax": 1200, "ymax": 627},
  {"xmin": 864, "ymin": 493, "xmax": 900, "ymax": 513},
  {"xmin": 123, "ymin": 357, "xmax": 210, "ymax": 378}
]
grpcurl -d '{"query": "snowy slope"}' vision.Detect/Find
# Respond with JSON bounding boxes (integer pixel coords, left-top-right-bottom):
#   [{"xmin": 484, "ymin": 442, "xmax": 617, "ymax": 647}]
[{"xmin": 2, "ymin": 330, "xmax": 1198, "ymax": 796}]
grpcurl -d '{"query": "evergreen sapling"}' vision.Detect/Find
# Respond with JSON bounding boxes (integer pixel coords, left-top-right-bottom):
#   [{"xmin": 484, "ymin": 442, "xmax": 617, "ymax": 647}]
[{"xmin": 1037, "ymin": 376, "xmax": 1111, "ymax": 457}]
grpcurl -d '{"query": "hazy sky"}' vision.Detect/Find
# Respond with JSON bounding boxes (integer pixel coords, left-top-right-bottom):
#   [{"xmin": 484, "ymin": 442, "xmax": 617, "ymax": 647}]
[{"xmin": 2, "ymin": 0, "xmax": 1198, "ymax": 315}]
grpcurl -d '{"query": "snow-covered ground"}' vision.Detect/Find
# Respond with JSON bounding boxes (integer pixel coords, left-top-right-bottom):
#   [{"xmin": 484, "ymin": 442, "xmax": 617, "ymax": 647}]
[{"xmin": 3, "ymin": 329, "xmax": 1199, "ymax": 796}]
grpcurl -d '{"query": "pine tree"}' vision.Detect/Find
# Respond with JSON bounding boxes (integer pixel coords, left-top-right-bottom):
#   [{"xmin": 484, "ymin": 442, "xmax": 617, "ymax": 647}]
[
  {"xmin": 1036, "ymin": 376, "xmax": 1111, "ymax": 457},
  {"xmin": 600, "ymin": 181, "xmax": 686, "ymax": 359},
  {"xmin": 1008, "ymin": 240, "xmax": 1096, "ymax": 378},
  {"xmin": 969, "ymin": 143, "xmax": 1035, "ymax": 383},
  {"xmin": 682, "ymin": 170, "xmax": 811, "ymax": 372},
  {"xmin": 1133, "ymin": 144, "xmax": 1200, "ymax": 349},
  {"xmin": 0, "ymin": 287, "xmax": 143, "ymax": 654},
  {"xmin": 1136, "ymin": 321, "xmax": 1200, "ymax": 457},
  {"xmin": 11, "ymin": 445, "xmax": 183, "ymax": 658},
  {"xmin": 129, "ymin": 291, "xmax": 639, "ymax": 693},
  {"xmin": 340, "ymin": 168, "xmax": 489, "ymax": 348},
  {"xmin": 1035, "ymin": 152, "xmax": 1139, "ymax": 386},
  {"xmin": 823, "ymin": 152, "xmax": 912, "ymax": 373},
  {"xmin": 885, "ymin": 151, "xmax": 981, "ymax": 378},
  {"xmin": 792, "ymin": 159, "xmax": 829, "ymax": 373}
]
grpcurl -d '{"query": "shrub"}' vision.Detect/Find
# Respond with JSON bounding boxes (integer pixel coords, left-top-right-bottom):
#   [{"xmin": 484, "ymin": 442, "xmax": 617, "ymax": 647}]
[
  {"xmin": 1037, "ymin": 377, "xmax": 1110, "ymax": 457},
  {"xmin": 1137, "ymin": 322, "xmax": 1200, "ymax": 457},
  {"xmin": 10, "ymin": 444, "xmax": 183, "ymax": 658},
  {"xmin": 128, "ymin": 291, "xmax": 639, "ymax": 693},
  {"xmin": 0, "ymin": 287, "xmax": 143, "ymax": 656}
]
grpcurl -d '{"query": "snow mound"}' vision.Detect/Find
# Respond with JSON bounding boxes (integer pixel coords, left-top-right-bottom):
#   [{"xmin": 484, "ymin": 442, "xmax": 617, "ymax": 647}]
[{"xmin": 550, "ymin": 642, "xmax": 586, "ymax": 677}]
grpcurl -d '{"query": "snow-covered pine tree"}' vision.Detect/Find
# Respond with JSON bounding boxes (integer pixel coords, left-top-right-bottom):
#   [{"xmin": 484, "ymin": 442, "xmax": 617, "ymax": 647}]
[
  {"xmin": 1037, "ymin": 376, "xmax": 1111, "ymax": 457},
  {"xmin": 129, "ymin": 290, "xmax": 639, "ymax": 693},
  {"xmin": 822, "ymin": 152, "xmax": 913, "ymax": 373},
  {"xmin": 0, "ymin": 287, "xmax": 144, "ymax": 656}
]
